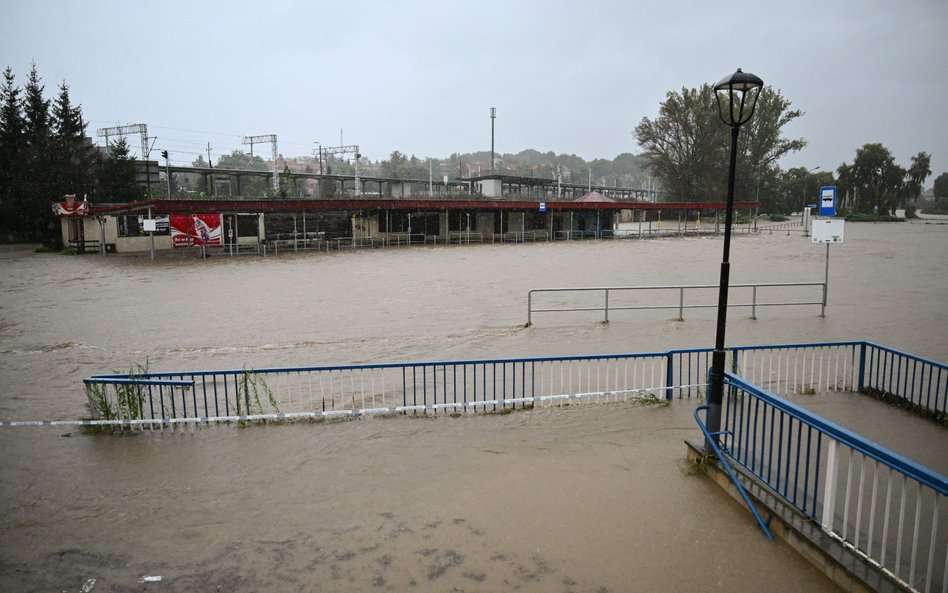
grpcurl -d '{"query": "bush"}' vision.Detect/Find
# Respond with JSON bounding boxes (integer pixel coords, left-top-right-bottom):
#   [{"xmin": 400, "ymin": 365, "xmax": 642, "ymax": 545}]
[{"xmin": 60, "ymin": 247, "xmax": 78, "ymax": 255}]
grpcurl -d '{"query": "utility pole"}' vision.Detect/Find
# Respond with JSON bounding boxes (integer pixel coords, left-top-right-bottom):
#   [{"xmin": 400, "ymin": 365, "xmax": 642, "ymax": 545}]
[
  {"xmin": 96, "ymin": 123, "xmax": 151, "ymax": 198},
  {"xmin": 320, "ymin": 144, "xmax": 360, "ymax": 197},
  {"xmin": 242, "ymin": 135, "xmax": 279, "ymax": 191},
  {"xmin": 207, "ymin": 143, "xmax": 214, "ymax": 196},
  {"xmin": 490, "ymin": 107, "xmax": 496, "ymax": 171}
]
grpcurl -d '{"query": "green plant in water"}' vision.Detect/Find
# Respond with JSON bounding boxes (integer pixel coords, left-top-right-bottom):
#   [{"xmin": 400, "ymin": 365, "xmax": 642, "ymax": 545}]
[
  {"xmin": 85, "ymin": 382, "xmax": 114, "ymax": 421},
  {"xmin": 682, "ymin": 451, "xmax": 712, "ymax": 476},
  {"xmin": 113, "ymin": 360, "xmax": 149, "ymax": 420},
  {"xmin": 81, "ymin": 360, "xmax": 157, "ymax": 433},
  {"xmin": 637, "ymin": 393, "xmax": 670, "ymax": 406},
  {"xmin": 800, "ymin": 384, "xmax": 817, "ymax": 396},
  {"xmin": 237, "ymin": 368, "xmax": 279, "ymax": 416}
]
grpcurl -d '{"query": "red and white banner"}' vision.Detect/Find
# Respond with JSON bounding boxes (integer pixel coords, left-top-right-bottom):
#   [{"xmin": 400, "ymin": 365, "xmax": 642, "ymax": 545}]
[
  {"xmin": 170, "ymin": 213, "xmax": 222, "ymax": 247},
  {"xmin": 51, "ymin": 201, "xmax": 89, "ymax": 216}
]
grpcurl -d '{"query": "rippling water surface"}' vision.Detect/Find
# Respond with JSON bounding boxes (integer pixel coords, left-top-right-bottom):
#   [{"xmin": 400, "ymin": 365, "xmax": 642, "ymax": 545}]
[{"xmin": 1, "ymin": 220, "xmax": 946, "ymax": 591}]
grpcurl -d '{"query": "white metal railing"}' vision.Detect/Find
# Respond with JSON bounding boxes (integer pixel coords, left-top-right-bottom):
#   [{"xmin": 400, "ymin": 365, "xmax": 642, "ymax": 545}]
[{"xmin": 526, "ymin": 282, "xmax": 828, "ymax": 325}]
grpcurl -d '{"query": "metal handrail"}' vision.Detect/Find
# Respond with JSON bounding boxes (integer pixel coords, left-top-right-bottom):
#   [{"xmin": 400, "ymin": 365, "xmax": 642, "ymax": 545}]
[
  {"xmin": 720, "ymin": 371, "xmax": 947, "ymax": 592},
  {"xmin": 694, "ymin": 404, "xmax": 775, "ymax": 540},
  {"xmin": 526, "ymin": 282, "xmax": 827, "ymax": 326}
]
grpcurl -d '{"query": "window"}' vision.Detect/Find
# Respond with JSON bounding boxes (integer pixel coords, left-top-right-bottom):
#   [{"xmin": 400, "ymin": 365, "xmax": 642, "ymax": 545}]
[{"xmin": 117, "ymin": 214, "xmax": 169, "ymax": 237}]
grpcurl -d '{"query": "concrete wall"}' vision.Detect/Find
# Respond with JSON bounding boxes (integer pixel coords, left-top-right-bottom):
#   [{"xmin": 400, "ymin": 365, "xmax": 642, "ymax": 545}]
[{"xmin": 479, "ymin": 179, "xmax": 502, "ymax": 198}]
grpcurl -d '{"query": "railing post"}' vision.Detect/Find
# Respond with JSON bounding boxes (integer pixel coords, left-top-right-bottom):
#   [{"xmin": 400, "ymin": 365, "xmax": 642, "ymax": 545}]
[
  {"xmin": 527, "ymin": 290, "xmax": 533, "ymax": 326},
  {"xmin": 858, "ymin": 342, "xmax": 867, "ymax": 392},
  {"xmin": 604, "ymin": 288, "xmax": 609, "ymax": 323},
  {"xmin": 665, "ymin": 352, "xmax": 675, "ymax": 400},
  {"xmin": 678, "ymin": 287, "xmax": 684, "ymax": 321},
  {"xmin": 751, "ymin": 285, "xmax": 757, "ymax": 320},
  {"xmin": 820, "ymin": 440, "xmax": 839, "ymax": 531}
]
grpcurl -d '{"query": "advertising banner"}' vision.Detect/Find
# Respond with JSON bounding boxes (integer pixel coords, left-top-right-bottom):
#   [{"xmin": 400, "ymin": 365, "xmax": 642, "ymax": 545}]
[
  {"xmin": 51, "ymin": 201, "xmax": 89, "ymax": 216},
  {"xmin": 170, "ymin": 213, "xmax": 222, "ymax": 247}
]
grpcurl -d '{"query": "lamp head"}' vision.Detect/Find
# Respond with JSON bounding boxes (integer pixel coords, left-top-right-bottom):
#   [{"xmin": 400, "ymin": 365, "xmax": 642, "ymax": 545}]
[{"xmin": 714, "ymin": 68, "xmax": 764, "ymax": 128}]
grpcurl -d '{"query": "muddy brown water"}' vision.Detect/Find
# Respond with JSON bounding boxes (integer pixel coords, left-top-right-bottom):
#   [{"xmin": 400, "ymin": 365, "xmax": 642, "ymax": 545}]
[{"xmin": 1, "ymin": 220, "xmax": 946, "ymax": 592}]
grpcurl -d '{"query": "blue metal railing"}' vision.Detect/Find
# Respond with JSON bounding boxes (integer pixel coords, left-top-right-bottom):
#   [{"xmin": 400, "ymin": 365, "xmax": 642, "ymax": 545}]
[
  {"xmin": 859, "ymin": 342, "xmax": 948, "ymax": 421},
  {"xmin": 78, "ymin": 341, "xmax": 947, "ymax": 429},
  {"xmin": 694, "ymin": 403, "xmax": 775, "ymax": 540},
  {"xmin": 83, "ymin": 352, "xmax": 676, "ymax": 427},
  {"xmin": 720, "ymin": 371, "xmax": 947, "ymax": 593}
]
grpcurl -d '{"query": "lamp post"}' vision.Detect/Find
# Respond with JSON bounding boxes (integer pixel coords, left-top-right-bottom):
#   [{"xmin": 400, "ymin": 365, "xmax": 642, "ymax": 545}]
[
  {"xmin": 706, "ymin": 68, "xmax": 764, "ymax": 448},
  {"xmin": 800, "ymin": 166, "xmax": 820, "ymax": 227}
]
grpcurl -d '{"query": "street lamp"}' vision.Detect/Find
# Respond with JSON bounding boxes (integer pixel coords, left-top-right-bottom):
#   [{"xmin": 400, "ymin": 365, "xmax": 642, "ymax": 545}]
[
  {"xmin": 706, "ymin": 68, "xmax": 764, "ymax": 447},
  {"xmin": 800, "ymin": 166, "xmax": 820, "ymax": 226}
]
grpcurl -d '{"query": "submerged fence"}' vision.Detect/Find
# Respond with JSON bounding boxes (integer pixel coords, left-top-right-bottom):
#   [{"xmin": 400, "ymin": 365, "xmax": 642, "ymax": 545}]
[
  {"xmin": 67, "ymin": 341, "xmax": 948, "ymax": 591},
  {"xmin": 719, "ymin": 371, "xmax": 947, "ymax": 593},
  {"xmin": 526, "ymin": 281, "xmax": 828, "ymax": 325},
  {"xmin": 75, "ymin": 341, "xmax": 947, "ymax": 430},
  {"xmin": 82, "ymin": 352, "xmax": 675, "ymax": 429}
]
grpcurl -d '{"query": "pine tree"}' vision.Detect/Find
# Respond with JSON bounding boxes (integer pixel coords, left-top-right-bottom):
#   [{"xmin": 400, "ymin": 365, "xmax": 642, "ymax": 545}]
[
  {"xmin": 20, "ymin": 64, "xmax": 56, "ymax": 241},
  {"xmin": 99, "ymin": 136, "xmax": 141, "ymax": 201},
  {"xmin": 0, "ymin": 67, "xmax": 25, "ymax": 240},
  {"xmin": 52, "ymin": 80, "xmax": 96, "ymax": 198}
]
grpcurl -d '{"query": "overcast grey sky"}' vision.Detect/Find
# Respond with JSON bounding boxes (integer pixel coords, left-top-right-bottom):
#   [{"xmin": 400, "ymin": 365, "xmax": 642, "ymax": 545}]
[{"xmin": 2, "ymin": 0, "xmax": 946, "ymax": 182}]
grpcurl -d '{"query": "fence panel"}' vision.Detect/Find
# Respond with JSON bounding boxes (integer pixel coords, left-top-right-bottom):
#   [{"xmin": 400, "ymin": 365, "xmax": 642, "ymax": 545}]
[
  {"xmin": 861, "ymin": 343, "xmax": 948, "ymax": 420},
  {"xmin": 83, "ymin": 353, "xmax": 672, "ymax": 426},
  {"xmin": 721, "ymin": 372, "xmax": 947, "ymax": 593}
]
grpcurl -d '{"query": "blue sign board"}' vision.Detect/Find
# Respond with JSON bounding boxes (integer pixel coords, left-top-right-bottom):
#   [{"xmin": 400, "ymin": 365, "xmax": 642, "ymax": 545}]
[
  {"xmin": 539, "ymin": 202, "xmax": 547, "ymax": 212},
  {"xmin": 819, "ymin": 186, "xmax": 836, "ymax": 217}
]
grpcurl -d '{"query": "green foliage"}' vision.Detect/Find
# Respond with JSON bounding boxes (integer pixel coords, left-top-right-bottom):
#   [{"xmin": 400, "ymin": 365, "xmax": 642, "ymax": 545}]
[
  {"xmin": 836, "ymin": 144, "xmax": 931, "ymax": 215},
  {"xmin": 98, "ymin": 136, "xmax": 141, "ymax": 201},
  {"xmin": 0, "ymin": 64, "xmax": 101, "ymax": 243},
  {"xmin": 236, "ymin": 368, "xmax": 279, "ymax": 416},
  {"xmin": 213, "ymin": 150, "xmax": 270, "ymax": 197},
  {"xmin": 682, "ymin": 451, "xmax": 712, "ymax": 475},
  {"xmin": 765, "ymin": 168, "xmax": 835, "ymax": 216},
  {"xmin": 634, "ymin": 84, "xmax": 805, "ymax": 204},
  {"xmin": 932, "ymin": 172, "xmax": 948, "ymax": 199},
  {"xmin": 637, "ymin": 393, "xmax": 671, "ymax": 406},
  {"xmin": 82, "ymin": 361, "xmax": 150, "ymax": 433},
  {"xmin": 59, "ymin": 246, "xmax": 77, "ymax": 255}
]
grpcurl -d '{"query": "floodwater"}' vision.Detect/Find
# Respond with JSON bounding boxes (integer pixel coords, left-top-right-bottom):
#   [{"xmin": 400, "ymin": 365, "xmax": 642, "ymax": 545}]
[{"xmin": 1, "ymin": 218, "xmax": 946, "ymax": 592}]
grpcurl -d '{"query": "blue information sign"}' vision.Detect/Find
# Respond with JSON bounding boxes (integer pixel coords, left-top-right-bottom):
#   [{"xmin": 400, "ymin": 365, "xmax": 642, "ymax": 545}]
[
  {"xmin": 539, "ymin": 202, "xmax": 547, "ymax": 212},
  {"xmin": 819, "ymin": 186, "xmax": 836, "ymax": 217}
]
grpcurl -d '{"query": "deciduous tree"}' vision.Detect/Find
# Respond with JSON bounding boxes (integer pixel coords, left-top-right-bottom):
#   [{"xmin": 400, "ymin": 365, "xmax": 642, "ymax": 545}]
[
  {"xmin": 634, "ymin": 84, "xmax": 805, "ymax": 205},
  {"xmin": 837, "ymin": 144, "xmax": 931, "ymax": 215}
]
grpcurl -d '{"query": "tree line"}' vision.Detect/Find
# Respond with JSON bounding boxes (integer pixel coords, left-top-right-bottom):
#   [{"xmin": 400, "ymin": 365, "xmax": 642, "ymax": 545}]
[
  {"xmin": 634, "ymin": 84, "xmax": 934, "ymax": 216},
  {"xmin": 2, "ymin": 64, "xmax": 941, "ymax": 244},
  {"xmin": 0, "ymin": 64, "xmax": 140, "ymax": 243}
]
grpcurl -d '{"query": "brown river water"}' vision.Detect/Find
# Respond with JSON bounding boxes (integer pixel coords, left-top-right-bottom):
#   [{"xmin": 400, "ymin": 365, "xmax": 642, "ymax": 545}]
[{"xmin": 1, "ymin": 219, "xmax": 946, "ymax": 592}]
